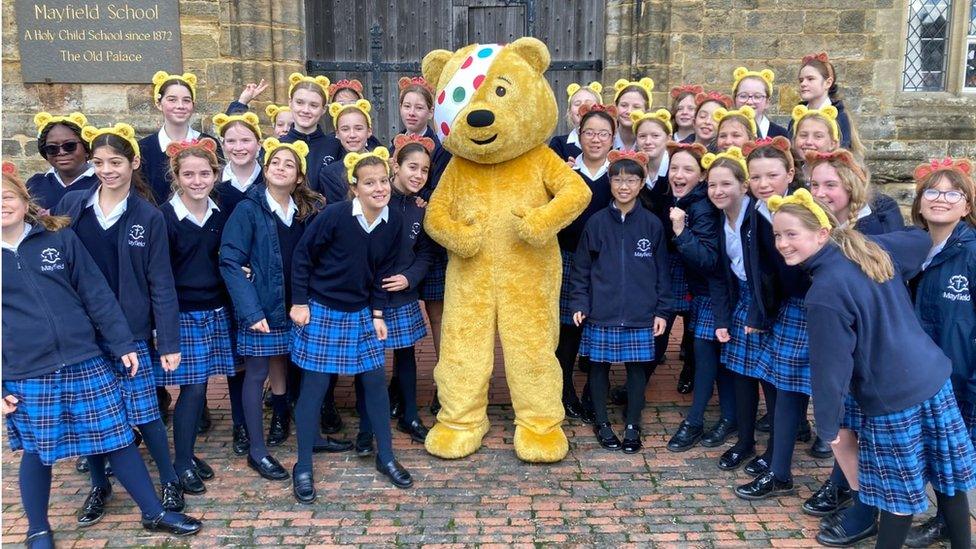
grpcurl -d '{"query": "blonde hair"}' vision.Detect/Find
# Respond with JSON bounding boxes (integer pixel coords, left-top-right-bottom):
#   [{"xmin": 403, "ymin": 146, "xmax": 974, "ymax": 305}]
[
  {"xmin": 911, "ymin": 169, "xmax": 976, "ymax": 229},
  {"xmin": 807, "ymin": 154, "xmax": 872, "ymax": 228},
  {"xmin": 1, "ymin": 172, "xmax": 71, "ymax": 231}
]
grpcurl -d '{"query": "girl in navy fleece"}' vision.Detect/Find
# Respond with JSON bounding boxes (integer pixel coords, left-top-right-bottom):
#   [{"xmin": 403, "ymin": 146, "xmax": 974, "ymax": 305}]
[
  {"xmin": 290, "ymin": 148, "xmax": 412, "ymax": 502},
  {"xmin": 2, "ymin": 167, "xmax": 201, "ymax": 546},
  {"xmin": 549, "ymin": 81, "xmax": 602, "ymax": 161},
  {"xmin": 570, "ymin": 150, "xmax": 670, "ymax": 453},
  {"xmin": 27, "ymin": 112, "xmax": 99, "ymax": 212},
  {"xmin": 52, "ymin": 124, "xmax": 185, "ymax": 518},
  {"xmin": 279, "ymin": 73, "xmax": 332, "ymax": 192},
  {"xmin": 904, "ymin": 158, "xmax": 976, "ymax": 546},
  {"xmin": 790, "ymin": 52, "xmax": 861, "ymax": 155},
  {"xmin": 769, "ymin": 189, "xmax": 975, "ymax": 548},
  {"xmin": 669, "ymin": 85, "xmax": 702, "ymax": 143}
]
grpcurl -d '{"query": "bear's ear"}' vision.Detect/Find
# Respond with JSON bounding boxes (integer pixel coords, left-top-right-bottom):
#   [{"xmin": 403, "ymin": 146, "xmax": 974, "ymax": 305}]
[
  {"xmin": 508, "ymin": 37, "xmax": 550, "ymax": 73},
  {"xmin": 422, "ymin": 50, "xmax": 454, "ymax": 90}
]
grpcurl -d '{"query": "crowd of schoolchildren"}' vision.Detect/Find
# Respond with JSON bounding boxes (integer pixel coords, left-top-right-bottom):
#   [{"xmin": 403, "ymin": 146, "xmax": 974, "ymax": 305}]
[{"xmin": 2, "ymin": 50, "xmax": 975, "ymax": 548}]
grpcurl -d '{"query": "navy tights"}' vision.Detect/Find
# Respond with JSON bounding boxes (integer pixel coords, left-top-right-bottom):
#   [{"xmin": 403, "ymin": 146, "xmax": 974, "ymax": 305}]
[{"xmin": 88, "ymin": 418, "xmax": 175, "ymax": 488}]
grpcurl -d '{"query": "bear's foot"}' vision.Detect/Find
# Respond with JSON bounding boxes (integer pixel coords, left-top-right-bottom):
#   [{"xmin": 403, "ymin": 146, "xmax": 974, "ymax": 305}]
[
  {"xmin": 424, "ymin": 420, "xmax": 489, "ymax": 459},
  {"xmin": 513, "ymin": 424, "xmax": 569, "ymax": 463}
]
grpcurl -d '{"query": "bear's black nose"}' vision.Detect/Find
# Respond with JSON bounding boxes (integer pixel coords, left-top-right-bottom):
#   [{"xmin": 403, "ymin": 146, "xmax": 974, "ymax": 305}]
[{"xmin": 466, "ymin": 109, "xmax": 495, "ymax": 128}]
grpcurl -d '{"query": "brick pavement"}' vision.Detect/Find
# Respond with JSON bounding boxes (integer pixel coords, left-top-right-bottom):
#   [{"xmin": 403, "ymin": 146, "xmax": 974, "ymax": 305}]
[{"xmin": 2, "ymin": 320, "xmax": 967, "ymax": 547}]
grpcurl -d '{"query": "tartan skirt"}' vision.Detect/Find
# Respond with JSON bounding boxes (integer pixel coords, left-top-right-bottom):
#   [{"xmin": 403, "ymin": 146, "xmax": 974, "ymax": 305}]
[
  {"xmin": 579, "ymin": 323, "xmax": 656, "ymax": 363},
  {"xmin": 291, "ymin": 300, "xmax": 385, "ymax": 375},
  {"xmin": 4, "ymin": 355, "xmax": 134, "ymax": 466},
  {"xmin": 237, "ymin": 324, "xmax": 292, "ymax": 357},
  {"xmin": 691, "ymin": 295, "xmax": 717, "ymax": 341},
  {"xmin": 958, "ymin": 398, "xmax": 976, "ymax": 447},
  {"xmin": 155, "ymin": 308, "xmax": 236, "ymax": 386},
  {"xmin": 558, "ymin": 248, "xmax": 575, "ymax": 325},
  {"xmin": 383, "ymin": 301, "xmax": 428, "ymax": 350},
  {"xmin": 669, "ymin": 255, "xmax": 691, "ymax": 314},
  {"xmin": 755, "ymin": 298, "xmax": 811, "ymax": 395},
  {"xmin": 115, "ymin": 340, "xmax": 161, "ymax": 425},
  {"xmin": 721, "ymin": 279, "xmax": 764, "ymax": 378},
  {"xmin": 857, "ymin": 381, "xmax": 976, "ymax": 515},
  {"xmin": 419, "ymin": 252, "xmax": 447, "ymax": 302},
  {"xmin": 841, "ymin": 393, "xmax": 866, "ymax": 432}
]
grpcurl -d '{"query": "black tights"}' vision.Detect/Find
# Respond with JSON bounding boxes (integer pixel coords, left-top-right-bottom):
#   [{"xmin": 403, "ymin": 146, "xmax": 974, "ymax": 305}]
[
  {"xmin": 392, "ymin": 347, "xmax": 419, "ymax": 423},
  {"xmin": 171, "ymin": 383, "xmax": 207, "ymax": 472},
  {"xmin": 730, "ymin": 372, "xmax": 776, "ymax": 456},
  {"xmin": 589, "ymin": 361, "xmax": 651, "ymax": 426},
  {"xmin": 770, "ymin": 389, "xmax": 808, "ymax": 482},
  {"xmin": 242, "ymin": 355, "xmax": 273, "ymax": 461},
  {"xmin": 556, "ymin": 323, "xmax": 583, "ymax": 405},
  {"xmin": 88, "ymin": 418, "xmax": 175, "ymax": 487}
]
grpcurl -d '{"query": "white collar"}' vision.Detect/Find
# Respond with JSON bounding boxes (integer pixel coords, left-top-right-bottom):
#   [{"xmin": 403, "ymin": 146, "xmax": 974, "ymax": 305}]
[
  {"xmin": 566, "ymin": 128, "xmax": 580, "ymax": 147},
  {"xmin": 86, "ymin": 187, "xmax": 128, "ymax": 230},
  {"xmin": 922, "ymin": 236, "xmax": 949, "ymax": 270},
  {"xmin": 46, "ymin": 164, "xmax": 95, "ymax": 188},
  {"xmin": 808, "ymin": 96, "xmax": 833, "ymax": 110},
  {"xmin": 157, "ymin": 126, "xmax": 201, "ymax": 152},
  {"xmin": 729, "ymin": 196, "xmax": 751, "ymax": 231},
  {"xmin": 265, "ymin": 188, "xmax": 297, "ymax": 226},
  {"xmin": 758, "ymin": 116, "xmax": 770, "ymax": 139},
  {"xmin": 574, "ymin": 156, "xmax": 609, "ymax": 180},
  {"xmin": 351, "ymin": 197, "xmax": 390, "ymax": 233},
  {"xmin": 1, "ymin": 223, "xmax": 32, "ymax": 252},
  {"xmin": 613, "ymin": 133, "xmax": 637, "ymax": 152},
  {"xmin": 644, "ymin": 151, "xmax": 670, "ymax": 190},
  {"xmin": 169, "ymin": 194, "xmax": 219, "ymax": 228},
  {"xmin": 223, "ymin": 163, "xmax": 261, "ymax": 193},
  {"xmin": 756, "ymin": 198, "xmax": 772, "ymax": 223},
  {"xmin": 837, "ymin": 204, "xmax": 874, "ymax": 229}
]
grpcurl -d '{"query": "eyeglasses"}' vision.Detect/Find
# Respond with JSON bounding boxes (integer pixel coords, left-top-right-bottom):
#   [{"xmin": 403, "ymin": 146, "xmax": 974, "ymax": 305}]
[
  {"xmin": 581, "ymin": 129, "xmax": 612, "ymax": 140},
  {"xmin": 41, "ymin": 141, "xmax": 82, "ymax": 157},
  {"xmin": 735, "ymin": 93, "xmax": 767, "ymax": 102},
  {"xmin": 921, "ymin": 189, "xmax": 965, "ymax": 204},
  {"xmin": 610, "ymin": 177, "xmax": 643, "ymax": 188}
]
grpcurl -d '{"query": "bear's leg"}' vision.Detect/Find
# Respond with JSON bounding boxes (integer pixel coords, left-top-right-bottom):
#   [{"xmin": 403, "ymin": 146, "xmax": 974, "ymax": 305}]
[
  {"xmin": 497, "ymin": 289, "xmax": 568, "ymax": 463},
  {"xmin": 423, "ymin": 283, "xmax": 496, "ymax": 460}
]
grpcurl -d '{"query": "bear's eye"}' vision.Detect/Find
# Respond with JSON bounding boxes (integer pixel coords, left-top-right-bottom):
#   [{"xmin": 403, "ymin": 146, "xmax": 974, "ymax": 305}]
[{"xmin": 495, "ymin": 86, "xmax": 507, "ymax": 97}]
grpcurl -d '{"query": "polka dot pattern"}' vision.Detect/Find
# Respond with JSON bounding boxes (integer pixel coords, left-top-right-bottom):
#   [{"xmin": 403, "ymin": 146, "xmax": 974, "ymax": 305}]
[{"xmin": 432, "ymin": 43, "xmax": 503, "ymax": 142}]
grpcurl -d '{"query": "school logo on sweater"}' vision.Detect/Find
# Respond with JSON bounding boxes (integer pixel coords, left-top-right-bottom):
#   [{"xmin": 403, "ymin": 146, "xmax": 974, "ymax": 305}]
[
  {"xmin": 128, "ymin": 224, "xmax": 146, "ymax": 247},
  {"xmin": 944, "ymin": 275, "xmax": 970, "ymax": 302},
  {"xmin": 410, "ymin": 222, "xmax": 421, "ymax": 240},
  {"xmin": 39, "ymin": 247, "xmax": 64, "ymax": 271},
  {"xmin": 635, "ymin": 238, "xmax": 653, "ymax": 258}
]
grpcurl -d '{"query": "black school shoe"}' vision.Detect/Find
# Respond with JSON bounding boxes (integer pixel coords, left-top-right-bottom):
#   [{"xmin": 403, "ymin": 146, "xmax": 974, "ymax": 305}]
[
  {"xmin": 292, "ymin": 466, "xmax": 316, "ymax": 504},
  {"xmin": 718, "ymin": 446, "xmax": 755, "ymax": 471},
  {"xmin": 802, "ymin": 479, "xmax": 852, "ymax": 517},
  {"xmin": 397, "ymin": 418, "xmax": 429, "ymax": 443},
  {"xmin": 26, "ymin": 530, "xmax": 53, "ymax": 549},
  {"xmin": 563, "ymin": 400, "xmax": 584, "ymax": 420},
  {"xmin": 666, "ymin": 420, "xmax": 703, "ymax": 452},
  {"xmin": 808, "ymin": 436, "xmax": 833, "ymax": 459},
  {"xmin": 355, "ymin": 432, "xmax": 375, "ymax": 457},
  {"xmin": 676, "ymin": 366, "xmax": 694, "ymax": 394},
  {"xmin": 621, "ymin": 425, "xmax": 642, "ymax": 454},
  {"xmin": 388, "ymin": 378, "xmax": 403, "ymax": 419},
  {"xmin": 904, "ymin": 515, "xmax": 947, "ymax": 548},
  {"xmin": 734, "ymin": 472, "xmax": 795, "ymax": 500},
  {"xmin": 376, "ymin": 458, "xmax": 413, "ymax": 488},
  {"xmin": 744, "ymin": 455, "xmax": 771, "ymax": 476},
  {"xmin": 232, "ymin": 424, "xmax": 250, "ymax": 456},
  {"xmin": 179, "ymin": 468, "xmax": 206, "ymax": 495},
  {"xmin": 816, "ymin": 518, "xmax": 878, "ymax": 547},
  {"xmin": 191, "ymin": 456, "xmax": 214, "ymax": 480},
  {"xmin": 141, "ymin": 511, "xmax": 203, "ymax": 536},
  {"xmin": 266, "ymin": 411, "xmax": 290, "ymax": 446},
  {"xmin": 320, "ymin": 403, "xmax": 343, "ymax": 434},
  {"xmin": 313, "ymin": 436, "xmax": 354, "ymax": 453},
  {"xmin": 247, "ymin": 454, "xmax": 290, "ymax": 481},
  {"xmin": 700, "ymin": 418, "xmax": 737, "ymax": 447},
  {"xmin": 594, "ymin": 422, "xmax": 622, "ymax": 451},
  {"xmin": 160, "ymin": 481, "xmax": 185, "ymax": 512},
  {"xmin": 77, "ymin": 485, "xmax": 111, "ymax": 527}
]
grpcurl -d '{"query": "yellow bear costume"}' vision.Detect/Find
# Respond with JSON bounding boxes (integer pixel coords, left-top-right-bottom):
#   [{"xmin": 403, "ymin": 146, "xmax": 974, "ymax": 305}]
[{"xmin": 421, "ymin": 38, "xmax": 591, "ymax": 462}]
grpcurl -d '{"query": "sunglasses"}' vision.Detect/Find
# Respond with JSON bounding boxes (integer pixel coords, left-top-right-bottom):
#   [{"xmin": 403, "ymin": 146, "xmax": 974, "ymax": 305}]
[{"xmin": 41, "ymin": 141, "xmax": 82, "ymax": 157}]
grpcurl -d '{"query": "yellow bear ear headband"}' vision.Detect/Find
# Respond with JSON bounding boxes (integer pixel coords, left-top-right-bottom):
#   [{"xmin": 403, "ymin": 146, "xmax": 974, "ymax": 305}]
[
  {"xmin": 567, "ymin": 81, "xmax": 603, "ymax": 101},
  {"xmin": 262, "ymin": 137, "xmax": 310, "ymax": 175},
  {"xmin": 701, "ymin": 146, "xmax": 748, "ymax": 175},
  {"xmin": 34, "ymin": 112, "xmax": 88, "ymax": 137},
  {"xmin": 629, "ymin": 109, "xmax": 673, "ymax": 135},
  {"xmin": 212, "ymin": 112, "xmax": 263, "ymax": 140},
  {"xmin": 767, "ymin": 188, "xmax": 832, "ymax": 229},
  {"xmin": 791, "ymin": 105, "xmax": 840, "ymax": 142},
  {"xmin": 712, "ymin": 106, "xmax": 757, "ymax": 135},
  {"xmin": 613, "ymin": 77, "xmax": 654, "ymax": 102},
  {"xmin": 265, "ymin": 104, "xmax": 291, "ymax": 123},
  {"xmin": 329, "ymin": 99, "xmax": 372, "ymax": 128},
  {"xmin": 732, "ymin": 67, "xmax": 775, "ymax": 97},
  {"xmin": 288, "ymin": 73, "xmax": 331, "ymax": 100},
  {"xmin": 152, "ymin": 71, "xmax": 197, "ymax": 101},
  {"xmin": 343, "ymin": 147, "xmax": 390, "ymax": 184},
  {"xmin": 80, "ymin": 123, "xmax": 141, "ymax": 157}
]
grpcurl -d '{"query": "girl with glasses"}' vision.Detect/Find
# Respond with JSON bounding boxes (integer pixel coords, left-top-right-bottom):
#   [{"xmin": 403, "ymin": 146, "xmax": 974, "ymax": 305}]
[
  {"xmin": 731, "ymin": 67, "xmax": 789, "ymax": 140},
  {"xmin": 28, "ymin": 112, "xmax": 99, "ymax": 212}
]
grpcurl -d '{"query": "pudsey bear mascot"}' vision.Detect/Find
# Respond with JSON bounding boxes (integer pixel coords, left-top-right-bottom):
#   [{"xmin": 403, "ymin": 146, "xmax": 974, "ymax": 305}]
[{"xmin": 421, "ymin": 38, "xmax": 592, "ymax": 462}]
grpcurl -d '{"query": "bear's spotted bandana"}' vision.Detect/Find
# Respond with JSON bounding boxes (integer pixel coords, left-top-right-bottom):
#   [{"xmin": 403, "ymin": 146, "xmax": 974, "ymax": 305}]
[{"xmin": 433, "ymin": 44, "xmax": 503, "ymax": 141}]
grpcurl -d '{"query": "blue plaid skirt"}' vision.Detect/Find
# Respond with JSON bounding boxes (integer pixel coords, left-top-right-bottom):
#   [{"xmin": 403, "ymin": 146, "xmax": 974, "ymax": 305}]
[
  {"xmin": 237, "ymin": 324, "xmax": 292, "ymax": 357},
  {"xmin": 669, "ymin": 255, "xmax": 691, "ymax": 314},
  {"xmin": 383, "ymin": 301, "xmax": 428, "ymax": 350},
  {"xmin": 858, "ymin": 381, "xmax": 976, "ymax": 514},
  {"xmin": 420, "ymin": 252, "xmax": 447, "ymax": 301},
  {"xmin": 691, "ymin": 295, "xmax": 716, "ymax": 341},
  {"xmin": 155, "ymin": 308, "xmax": 236, "ymax": 386},
  {"xmin": 721, "ymin": 279, "xmax": 764, "ymax": 378},
  {"xmin": 4, "ymin": 355, "xmax": 134, "ymax": 466},
  {"xmin": 755, "ymin": 298, "xmax": 811, "ymax": 395},
  {"xmin": 291, "ymin": 301, "xmax": 385, "ymax": 375},
  {"xmin": 579, "ymin": 323, "xmax": 655, "ymax": 363},
  {"xmin": 115, "ymin": 340, "xmax": 161, "ymax": 425},
  {"xmin": 559, "ymin": 248, "xmax": 575, "ymax": 325},
  {"xmin": 841, "ymin": 393, "xmax": 866, "ymax": 432},
  {"xmin": 959, "ymin": 399, "xmax": 976, "ymax": 447}
]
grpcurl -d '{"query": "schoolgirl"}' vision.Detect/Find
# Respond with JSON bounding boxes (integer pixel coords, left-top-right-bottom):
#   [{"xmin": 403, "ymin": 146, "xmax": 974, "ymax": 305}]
[
  {"xmin": 670, "ymin": 85, "xmax": 703, "ymax": 143},
  {"xmin": 279, "ymin": 73, "xmax": 332, "ymax": 192},
  {"xmin": 220, "ymin": 138, "xmax": 336, "ymax": 483},
  {"xmin": 664, "ymin": 144, "xmax": 735, "ymax": 452},
  {"xmin": 395, "ymin": 77, "xmax": 438, "ymax": 142},
  {"xmin": 768, "ymin": 189, "xmax": 975, "ymax": 548},
  {"xmin": 290, "ymin": 147, "xmax": 413, "ymax": 502},
  {"xmin": 733, "ymin": 136, "xmax": 810, "ymax": 499},
  {"xmin": 2, "ymin": 166, "xmax": 202, "ymax": 546},
  {"xmin": 555, "ymin": 104, "xmax": 615, "ymax": 420},
  {"xmin": 52, "ymin": 124, "xmax": 185, "ymax": 518},
  {"xmin": 138, "ymin": 71, "xmax": 222, "ymax": 205},
  {"xmin": 550, "ymin": 81, "xmax": 603, "ymax": 161},
  {"xmin": 731, "ymin": 67, "xmax": 788, "ymax": 140},
  {"xmin": 570, "ymin": 150, "xmax": 670, "ymax": 453},
  {"xmin": 631, "ymin": 109, "xmax": 672, "ymax": 198},
  {"xmin": 713, "ymin": 106, "xmax": 757, "ymax": 152},
  {"xmin": 611, "ymin": 78, "xmax": 653, "ymax": 151},
  {"xmin": 316, "ymin": 99, "xmax": 379, "ymax": 202},
  {"xmin": 154, "ymin": 138, "xmax": 236, "ymax": 496},
  {"xmin": 790, "ymin": 104, "xmax": 840, "ymax": 160},
  {"xmin": 904, "ymin": 158, "xmax": 976, "ymax": 547},
  {"xmin": 692, "ymin": 91, "xmax": 732, "ymax": 149},
  {"xmin": 28, "ymin": 112, "xmax": 99, "ymax": 211},
  {"xmin": 790, "ymin": 52, "xmax": 860, "ymax": 153},
  {"xmin": 319, "ymin": 79, "xmax": 383, "ymax": 167},
  {"xmin": 267, "ymin": 105, "xmax": 295, "ymax": 138}
]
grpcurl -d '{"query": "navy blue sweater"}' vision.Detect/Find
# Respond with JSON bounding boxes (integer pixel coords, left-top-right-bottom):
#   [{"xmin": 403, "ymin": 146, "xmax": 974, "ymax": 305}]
[
  {"xmin": 386, "ymin": 190, "xmax": 434, "ymax": 308},
  {"xmin": 319, "ymin": 132, "xmax": 383, "ymax": 168},
  {"xmin": 569, "ymin": 202, "xmax": 672, "ymax": 327},
  {"xmin": 138, "ymin": 131, "xmax": 224, "ymax": 205},
  {"xmin": 787, "ymin": 99, "xmax": 854, "ymax": 149},
  {"xmin": 2, "ymin": 225, "xmax": 136, "ymax": 382},
  {"xmin": 548, "ymin": 132, "xmax": 582, "ymax": 162},
  {"xmin": 709, "ymin": 197, "xmax": 753, "ymax": 330},
  {"xmin": 762, "ymin": 119, "xmax": 791, "ymax": 140},
  {"xmin": 26, "ymin": 170, "xmax": 99, "ymax": 211},
  {"xmin": 558, "ymin": 166, "xmax": 612, "ymax": 253},
  {"xmin": 670, "ymin": 183, "xmax": 721, "ymax": 297},
  {"xmin": 314, "ymin": 141, "xmax": 382, "ymax": 203},
  {"xmin": 160, "ymin": 202, "xmax": 229, "ymax": 312},
  {"xmin": 55, "ymin": 188, "xmax": 181, "ymax": 354},
  {"xmin": 854, "ymin": 193, "xmax": 905, "ymax": 235},
  {"xmin": 912, "ymin": 222, "xmax": 976, "ymax": 404},
  {"xmin": 291, "ymin": 200, "xmax": 402, "ymax": 312},
  {"xmin": 280, "ymin": 127, "xmax": 332, "ymax": 194},
  {"xmin": 216, "ymin": 170, "xmax": 265, "ymax": 217},
  {"xmin": 804, "ymin": 229, "xmax": 947, "ymax": 442}
]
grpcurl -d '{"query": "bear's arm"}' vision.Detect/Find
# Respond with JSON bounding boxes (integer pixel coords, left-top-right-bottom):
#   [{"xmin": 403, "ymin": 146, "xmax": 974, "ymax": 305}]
[
  {"xmin": 511, "ymin": 146, "xmax": 592, "ymax": 247},
  {"xmin": 423, "ymin": 160, "xmax": 484, "ymax": 259}
]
